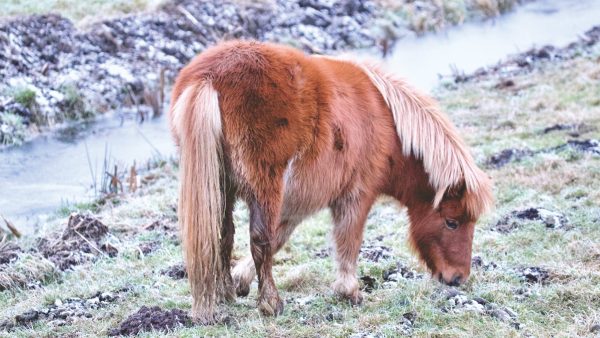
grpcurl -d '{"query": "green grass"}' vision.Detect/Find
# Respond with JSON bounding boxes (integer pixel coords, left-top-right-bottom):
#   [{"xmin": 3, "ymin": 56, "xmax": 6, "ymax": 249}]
[{"xmin": 1, "ymin": 51, "xmax": 600, "ymax": 337}]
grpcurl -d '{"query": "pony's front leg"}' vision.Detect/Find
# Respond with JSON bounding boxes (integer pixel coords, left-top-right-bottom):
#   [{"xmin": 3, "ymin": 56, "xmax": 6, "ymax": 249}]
[
  {"xmin": 330, "ymin": 193, "xmax": 376, "ymax": 305},
  {"xmin": 248, "ymin": 192, "xmax": 285, "ymax": 316}
]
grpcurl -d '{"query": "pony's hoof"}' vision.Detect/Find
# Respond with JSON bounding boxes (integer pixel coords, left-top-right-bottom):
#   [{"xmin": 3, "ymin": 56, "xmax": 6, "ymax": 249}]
[
  {"xmin": 332, "ymin": 278, "xmax": 362, "ymax": 305},
  {"xmin": 347, "ymin": 291, "xmax": 363, "ymax": 306},
  {"xmin": 236, "ymin": 283, "xmax": 250, "ymax": 297},
  {"xmin": 258, "ymin": 296, "xmax": 284, "ymax": 316}
]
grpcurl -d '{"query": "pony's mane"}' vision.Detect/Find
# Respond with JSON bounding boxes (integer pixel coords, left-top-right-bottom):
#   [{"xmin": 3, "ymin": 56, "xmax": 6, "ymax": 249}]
[{"xmin": 346, "ymin": 60, "xmax": 493, "ymax": 217}]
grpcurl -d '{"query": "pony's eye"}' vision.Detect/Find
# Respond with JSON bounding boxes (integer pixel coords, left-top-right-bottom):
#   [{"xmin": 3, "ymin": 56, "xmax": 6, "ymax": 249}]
[{"xmin": 445, "ymin": 219, "xmax": 459, "ymax": 230}]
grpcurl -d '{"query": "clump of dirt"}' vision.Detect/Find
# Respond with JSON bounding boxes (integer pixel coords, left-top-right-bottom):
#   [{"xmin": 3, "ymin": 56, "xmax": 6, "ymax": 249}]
[
  {"xmin": 108, "ymin": 306, "xmax": 191, "ymax": 336},
  {"xmin": 518, "ymin": 266, "xmax": 550, "ymax": 284},
  {"xmin": 443, "ymin": 290, "xmax": 520, "ymax": 329},
  {"xmin": 359, "ymin": 275, "xmax": 377, "ymax": 293},
  {"xmin": 493, "ymin": 207, "xmax": 569, "ymax": 233},
  {"xmin": 1, "ymin": 290, "xmax": 122, "ymax": 331},
  {"xmin": 382, "ymin": 261, "xmax": 422, "ymax": 282},
  {"xmin": 0, "ymin": 241, "xmax": 21, "ymax": 265},
  {"xmin": 471, "ymin": 255, "xmax": 498, "ymax": 271},
  {"xmin": 36, "ymin": 213, "xmax": 116, "ymax": 270},
  {"xmin": 486, "ymin": 148, "xmax": 534, "ymax": 168},
  {"xmin": 160, "ymin": 264, "xmax": 187, "ymax": 280},
  {"xmin": 359, "ymin": 245, "xmax": 392, "ymax": 262}
]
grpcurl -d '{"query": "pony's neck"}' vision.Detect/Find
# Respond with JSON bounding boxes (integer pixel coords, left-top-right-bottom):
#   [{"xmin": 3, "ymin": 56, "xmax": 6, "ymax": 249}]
[{"xmin": 388, "ymin": 152, "xmax": 437, "ymax": 211}]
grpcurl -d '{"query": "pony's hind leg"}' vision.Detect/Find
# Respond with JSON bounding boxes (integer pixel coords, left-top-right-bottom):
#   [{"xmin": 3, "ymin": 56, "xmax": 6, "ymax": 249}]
[
  {"xmin": 219, "ymin": 184, "xmax": 237, "ymax": 302},
  {"xmin": 330, "ymin": 193, "xmax": 375, "ymax": 305},
  {"xmin": 248, "ymin": 192, "xmax": 286, "ymax": 316},
  {"xmin": 232, "ymin": 219, "xmax": 300, "ymax": 297}
]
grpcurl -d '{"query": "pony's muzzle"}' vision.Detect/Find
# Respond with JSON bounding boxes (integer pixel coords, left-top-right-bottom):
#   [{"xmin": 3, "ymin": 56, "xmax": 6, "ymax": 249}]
[{"xmin": 438, "ymin": 272, "xmax": 467, "ymax": 287}]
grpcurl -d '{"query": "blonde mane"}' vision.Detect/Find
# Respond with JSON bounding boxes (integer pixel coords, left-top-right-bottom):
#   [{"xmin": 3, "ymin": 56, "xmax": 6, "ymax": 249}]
[{"xmin": 354, "ymin": 61, "xmax": 493, "ymax": 217}]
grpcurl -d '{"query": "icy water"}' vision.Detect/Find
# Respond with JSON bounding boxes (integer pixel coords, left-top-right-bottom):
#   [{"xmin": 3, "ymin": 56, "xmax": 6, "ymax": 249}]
[{"xmin": 1, "ymin": 0, "xmax": 599, "ymax": 231}]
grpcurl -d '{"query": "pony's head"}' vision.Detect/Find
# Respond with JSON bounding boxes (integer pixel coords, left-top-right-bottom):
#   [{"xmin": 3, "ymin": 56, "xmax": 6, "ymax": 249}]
[{"xmin": 408, "ymin": 178, "xmax": 493, "ymax": 286}]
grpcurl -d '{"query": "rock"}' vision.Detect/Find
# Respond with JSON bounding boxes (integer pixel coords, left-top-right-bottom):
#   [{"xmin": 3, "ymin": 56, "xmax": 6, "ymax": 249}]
[{"xmin": 590, "ymin": 324, "xmax": 600, "ymax": 333}]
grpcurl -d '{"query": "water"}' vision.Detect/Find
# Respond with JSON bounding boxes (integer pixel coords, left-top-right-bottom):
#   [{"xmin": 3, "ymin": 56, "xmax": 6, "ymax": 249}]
[
  {"xmin": 1, "ymin": 0, "xmax": 599, "ymax": 231},
  {"xmin": 0, "ymin": 115, "xmax": 176, "ymax": 231},
  {"xmin": 385, "ymin": 0, "xmax": 600, "ymax": 90}
]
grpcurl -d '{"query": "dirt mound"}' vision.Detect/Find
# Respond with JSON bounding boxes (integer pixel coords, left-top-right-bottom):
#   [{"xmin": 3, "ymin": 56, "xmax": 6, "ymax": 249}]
[
  {"xmin": 37, "ymin": 213, "xmax": 116, "ymax": 270},
  {"xmin": 160, "ymin": 264, "xmax": 187, "ymax": 280},
  {"xmin": 108, "ymin": 306, "xmax": 191, "ymax": 336},
  {"xmin": 493, "ymin": 207, "xmax": 569, "ymax": 233}
]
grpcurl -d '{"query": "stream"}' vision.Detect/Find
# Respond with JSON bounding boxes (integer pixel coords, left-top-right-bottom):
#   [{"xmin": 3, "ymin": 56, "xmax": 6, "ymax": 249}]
[{"xmin": 1, "ymin": 0, "xmax": 599, "ymax": 232}]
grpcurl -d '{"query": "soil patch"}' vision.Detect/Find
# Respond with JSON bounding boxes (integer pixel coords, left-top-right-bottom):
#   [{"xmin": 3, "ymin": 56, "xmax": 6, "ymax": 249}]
[
  {"xmin": 493, "ymin": 207, "xmax": 569, "ymax": 233},
  {"xmin": 518, "ymin": 266, "xmax": 550, "ymax": 284},
  {"xmin": 486, "ymin": 148, "xmax": 534, "ymax": 168},
  {"xmin": 36, "ymin": 213, "xmax": 116, "ymax": 270},
  {"xmin": 443, "ymin": 290, "xmax": 521, "ymax": 329},
  {"xmin": 382, "ymin": 261, "xmax": 422, "ymax": 281},
  {"xmin": 108, "ymin": 306, "xmax": 191, "ymax": 336},
  {"xmin": 160, "ymin": 263, "xmax": 187, "ymax": 280},
  {"xmin": 1, "ymin": 290, "xmax": 123, "ymax": 331},
  {"xmin": 359, "ymin": 245, "xmax": 392, "ymax": 262},
  {"xmin": 471, "ymin": 255, "xmax": 498, "ymax": 271}
]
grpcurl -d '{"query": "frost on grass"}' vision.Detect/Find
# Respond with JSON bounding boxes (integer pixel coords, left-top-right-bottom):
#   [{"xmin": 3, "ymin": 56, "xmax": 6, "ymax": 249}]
[{"xmin": 0, "ymin": 290, "xmax": 123, "ymax": 331}]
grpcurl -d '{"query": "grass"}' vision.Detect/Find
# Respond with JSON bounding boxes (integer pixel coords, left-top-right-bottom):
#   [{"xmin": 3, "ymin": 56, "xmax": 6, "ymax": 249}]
[
  {"xmin": 0, "ymin": 0, "xmax": 166, "ymax": 26},
  {"xmin": 1, "ymin": 47, "xmax": 600, "ymax": 338}
]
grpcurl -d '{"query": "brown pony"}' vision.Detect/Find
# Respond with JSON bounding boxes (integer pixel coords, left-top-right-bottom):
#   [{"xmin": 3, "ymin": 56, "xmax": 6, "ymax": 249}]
[{"xmin": 168, "ymin": 40, "xmax": 493, "ymax": 323}]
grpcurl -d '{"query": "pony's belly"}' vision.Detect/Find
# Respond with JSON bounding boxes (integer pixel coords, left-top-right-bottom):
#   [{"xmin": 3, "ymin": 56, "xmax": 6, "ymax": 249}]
[{"xmin": 280, "ymin": 157, "xmax": 339, "ymax": 223}]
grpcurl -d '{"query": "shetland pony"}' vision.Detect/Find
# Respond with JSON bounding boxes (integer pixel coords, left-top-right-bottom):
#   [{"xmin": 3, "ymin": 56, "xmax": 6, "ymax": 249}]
[{"xmin": 168, "ymin": 40, "xmax": 493, "ymax": 323}]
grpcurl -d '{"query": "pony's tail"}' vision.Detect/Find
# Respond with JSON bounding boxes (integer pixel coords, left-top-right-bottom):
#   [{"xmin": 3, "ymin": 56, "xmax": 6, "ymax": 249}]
[{"xmin": 170, "ymin": 82, "xmax": 224, "ymax": 324}]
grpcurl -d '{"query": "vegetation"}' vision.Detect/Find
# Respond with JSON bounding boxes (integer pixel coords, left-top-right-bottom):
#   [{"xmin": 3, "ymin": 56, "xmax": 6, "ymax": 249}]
[
  {"xmin": 0, "ymin": 0, "xmax": 165, "ymax": 26},
  {"xmin": 1, "ymin": 45, "xmax": 599, "ymax": 336},
  {"xmin": 0, "ymin": 113, "xmax": 27, "ymax": 146}
]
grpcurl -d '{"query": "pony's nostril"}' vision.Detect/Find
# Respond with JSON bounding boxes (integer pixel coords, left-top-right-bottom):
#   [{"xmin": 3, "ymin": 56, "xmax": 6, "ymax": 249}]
[{"xmin": 448, "ymin": 274, "xmax": 462, "ymax": 287}]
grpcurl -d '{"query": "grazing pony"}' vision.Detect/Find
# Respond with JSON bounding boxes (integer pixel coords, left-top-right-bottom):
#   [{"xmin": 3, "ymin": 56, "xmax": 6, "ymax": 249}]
[{"xmin": 168, "ymin": 40, "xmax": 493, "ymax": 323}]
